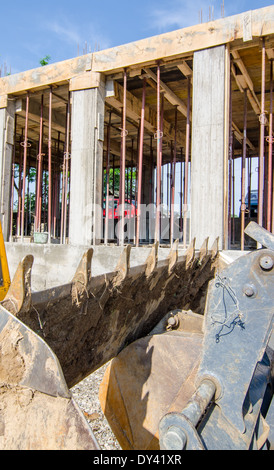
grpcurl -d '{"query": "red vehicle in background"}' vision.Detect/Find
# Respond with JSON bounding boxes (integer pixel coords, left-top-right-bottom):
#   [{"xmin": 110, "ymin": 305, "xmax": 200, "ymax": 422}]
[{"xmin": 103, "ymin": 197, "xmax": 137, "ymax": 219}]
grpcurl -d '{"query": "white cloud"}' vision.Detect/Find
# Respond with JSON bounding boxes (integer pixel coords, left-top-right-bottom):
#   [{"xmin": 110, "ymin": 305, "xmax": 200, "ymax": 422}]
[
  {"xmin": 148, "ymin": 0, "xmax": 235, "ymax": 32},
  {"xmin": 44, "ymin": 17, "xmax": 110, "ymax": 52},
  {"xmin": 46, "ymin": 19, "xmax": 82, "ymax": 45}
]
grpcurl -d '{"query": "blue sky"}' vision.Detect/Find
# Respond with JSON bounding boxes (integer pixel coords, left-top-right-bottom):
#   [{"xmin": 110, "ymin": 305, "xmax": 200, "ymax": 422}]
[{"xmin": 0, "ymin": 0, "xmax": 273, "ymax": 75}]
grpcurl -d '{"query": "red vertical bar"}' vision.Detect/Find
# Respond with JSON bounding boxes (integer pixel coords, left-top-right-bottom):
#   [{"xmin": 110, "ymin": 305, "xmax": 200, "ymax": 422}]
[
  {"xmin": 183, "ymin": 77, "xmax": 191, "ymax": 249},
  {"xmin": 155, "ymin": 63, "xmax": 162, "ymax": 243},
  {"xmin": 9, "ymin": 115, "xmax": 17, "ymax": 240},
  {"xmin": 136, "ymin": 78, "xmax": 146, "ymax": 246},
  {"xmin": 240, "ymin": 89, "xmax": 247, "ymax": 251},
  {"xmin": 170, "ymin": 106, "xmax": 177, "ymax": 244},
  {"xmin": 63, "ymin": 96, "xmax": 70, "ymax": 244},
  {"xmin": 21, "ymin": 92, "xmax": 29, "ymax": 240},
  {"xmin": 104, "ymin": 111, "xmax": 111, "ymax": 244},
  {"xmin": 119, "ymin": 69, "xmax": 127, "ymax": 246},
  {"xmin": 35, "ymin": 95, "xmax": 44, "ymax": 232},
  {"xmin": 258, "ymin": 38, "xmax": 266, "ymax": 229},
  {"xmin": 267, "ymin": 59, "xmax": 273, "ymax": 232},
  {"xmin": 48, "ymin": 87, "xmax": 52, "ymax": 242}
]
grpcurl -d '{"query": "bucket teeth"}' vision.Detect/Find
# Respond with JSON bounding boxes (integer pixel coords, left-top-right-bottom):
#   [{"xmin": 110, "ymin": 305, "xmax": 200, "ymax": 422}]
[
  {"xmin": 145, "ymin": 242, "xmax": 159, "ymax": 278},
  {"xmin": 72, "ymin": 248, "xmax": 93, "ymax": 288},
  {"xmin": 199, "ymin": 237, "xmax": 209, "ymax": 262},
  {"xmin": 2, "ymin": 255, "xmax": 33, "ymax": 315},
  {"xmin": 113, "ymin": 245, "xmax": 131, "ymax": 286},
  {"xmin": 185, "ymin": 238, "xmax": 196, "ymax": 268},
  {"xmin": 168, "ymin": 239, "xmax": 179, "ymax": 274},
  {"xmin": 210, "ymin": 237, "xmax": 219, "ymax": 258}
]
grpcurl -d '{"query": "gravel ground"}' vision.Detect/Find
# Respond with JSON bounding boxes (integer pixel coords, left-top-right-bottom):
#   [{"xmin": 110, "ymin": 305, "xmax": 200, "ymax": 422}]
[{"xmin": 71, "ymin": 362, "xmax": 121, "ymax": 450}]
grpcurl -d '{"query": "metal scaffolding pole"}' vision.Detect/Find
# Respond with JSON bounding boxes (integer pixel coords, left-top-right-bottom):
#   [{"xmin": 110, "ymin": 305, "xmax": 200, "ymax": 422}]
[
  {"xmin": 155, "ymin": 63, "xmax": 162, "ymax": 243},
  {"xmin": 228, "ymin": 67, "xmax": 233, "ymax": 249},
  {"xmin": 48, "ymin": 87, "xmax": 52, "ymax": 242},
  {"xmin": 9, "ymin": 115, "xmax": 17, "ymax": 240},
  {"xmin": 119, "ymin": 69, "xmax": 127, "ymax": 246},
  {"xmin": 35, "ymin": 95, "xmax": 44, "ymax": 233},
  {"xmin": 63, "ymin": 98, "xmax": 70, "ymax": 244},
  {"xmin": 16, "ymin": 131, "xmax": 23, "ymax": 236},
  {"xmin": 267, "ymin": 59, "xmax": 273, "ymax": 232},
  {"xmin": 21, "ymin": 92, "xmax": 30, "ymax": 241},
  {"xmin": 183, "ymin": 77, "xmax": 191, "ymax": 249},
  {"xmin": 136, "ymin": 78, "xmax": 146, "ymax": 246},
  {"xmin": 240, "ymin": 89, "xmax": 247, "ymax": 251},
  {"xmin": 170, "ymin": 106, "xmax": 177, "ymax": 244},
  {"xmin": 258, "ymin": 37, "xmax": 266, "ymax": 229},
  {"xmin": 104, "ymin": 111, "xmax": 111, "ymax": 245}
]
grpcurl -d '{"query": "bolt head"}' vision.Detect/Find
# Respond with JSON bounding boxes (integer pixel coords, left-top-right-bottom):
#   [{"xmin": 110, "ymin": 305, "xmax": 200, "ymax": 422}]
[
  {"xmin": 243, "ymin": 284, "xmax": 255, "ymax": 297},
  {"xmin": 259, "ymin": 255, "xmax": 274, "ymax": 271}
]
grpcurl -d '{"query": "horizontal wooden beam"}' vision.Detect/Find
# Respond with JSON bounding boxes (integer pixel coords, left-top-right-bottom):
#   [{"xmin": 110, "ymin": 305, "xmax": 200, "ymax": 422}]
[
  {"xmin": 0, "ymin": 54, "xmax": 92, "ymax": 96},
  {"xmin": 105, "ymin": 80, "xmax": 185, "ymax": 147},
  {"xmin": 0, "ymin": 7, "xmax": 273, "ymax": 99},
  {"xmin": 143, "ymin": 68, "xmax": 189, "ymax": 118},
  {"xmin": 15, "ymin": 98, "xmax": 66, "ymax": 135},
  {"xmin": 92, "ymin": 6, "xmax": 274, "ymax": 73},
  {"xmin": 231, "ymin": 51, "xmax": 261, "ymax": 116}
]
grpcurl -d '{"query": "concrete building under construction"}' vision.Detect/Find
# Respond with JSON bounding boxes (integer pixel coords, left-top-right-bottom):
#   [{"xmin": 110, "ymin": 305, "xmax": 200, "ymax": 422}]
[
  {"xmin": 0, "ymin": 5, "xmax": 274, "ymax": 451},
  {"xmin": 0, "ymin": 5, "xmax": 274, "ymax": 284}
]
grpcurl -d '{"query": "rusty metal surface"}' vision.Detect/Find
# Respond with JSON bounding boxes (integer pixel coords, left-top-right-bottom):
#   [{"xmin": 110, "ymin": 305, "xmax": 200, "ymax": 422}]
[
  {"xmin": 0, "ymin": 304, "xmax": 99, "ymax": 450},
  {"xmin": 1, "ymin": 238, "xmax": 220, "ymax": 388}
]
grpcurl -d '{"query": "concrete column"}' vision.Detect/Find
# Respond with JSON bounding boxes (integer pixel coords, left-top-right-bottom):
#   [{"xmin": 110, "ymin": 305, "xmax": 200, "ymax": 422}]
[
  {"xmin": 191, "ymin": 45, "xmax": 229, "ymax": 250},
  {"xmin": 0, "ymin": 100, "xmax": 15, "ymax": 241},
  {"xmin": 69, "ymin": 78, "xmax": 105, "ymax": 246}
]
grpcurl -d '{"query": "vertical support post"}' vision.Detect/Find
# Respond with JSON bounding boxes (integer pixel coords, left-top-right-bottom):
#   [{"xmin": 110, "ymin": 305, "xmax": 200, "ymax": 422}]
[
  {"xmin": 170, "ymin": 106, "xmax": 177, "ymax": 244},
  {"xmin": 21, "ymin": 92, "xmax": 29, "ymax": 241},
  {"xmin": 63, "ymin": 97, "xmax": 70, "ymax": 244},
  {"xmin": 9, "ymin": 114, "xmax": 17, "ymax": 241},
  {"xmin": 240, "ymin": 89, "xmax": 247, "ymax": 251},
  {"xmin": 69, "ymin": 77, "xmax": 105, "ymax": 246},
  {"xmin": 258, "ymin": 37, "xmax": 266, "ymax": 229},
  {"xmin": 35, "ymin": 95, "xmax": 44, "ymax": 233},
  {"xmin": 191, "ymin": 46, "xmax": 227, "ymax": 249},
  {"xmin": 183, "ymin": 76, "xmax": 191, "ymax": 249},
  {"xmin": 119, "ymin": 69, "xmax": 127, "ymax": 246},
  {"xmin": 232, "ymin": 146, "xmax": 235, "ymax": 245},
  {"xmin": 180, "ymin": 148, "xmax": 183, "ymax": 236},
  {"xmin": 228, "ymin": 64, "xmax": 233, "ymax": 249},
  {"xmin": 136, "ymin": 78, "xmax": 146, "ymax": 246},
  {"xmin": 48, "ymin": 86, "xmax": 52, "ymax": 242},
  {"xmin": 155, "ymin": 62, "xmax": 162, "ymax": 243},
  {"xmin": 104, "ymin": 111, "xmax": 111, "ymax": 245},
  {"xmin": 267, "ymin": 59, "xmax": 273, "ymax": 232}
]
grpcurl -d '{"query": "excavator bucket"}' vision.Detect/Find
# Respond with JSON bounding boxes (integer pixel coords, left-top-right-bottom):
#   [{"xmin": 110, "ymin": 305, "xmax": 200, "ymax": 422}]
[
  {"xmin": 99, "ymin": 222, "xmax": 274, "ymax": 450},
  {"xmin": 0, "ymin": 221, "xmax": 273, "ymax": 449},
  {"xmin": 0, "ymin": 234, "xmax": 220, "ymax": 449},
  {"xmin": 1, "ymin": 237, "xmax": 220, "ymax": 389},
  {"xmin": 0, "ymin": 304, "xmax": 99, "ymax": 450}
]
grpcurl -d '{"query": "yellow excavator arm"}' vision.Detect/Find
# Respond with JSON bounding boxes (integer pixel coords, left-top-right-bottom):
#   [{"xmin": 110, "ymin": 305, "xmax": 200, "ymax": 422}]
[{"xmin": 0, "ymin": 220, "xmax": 10, "ymax": 300}]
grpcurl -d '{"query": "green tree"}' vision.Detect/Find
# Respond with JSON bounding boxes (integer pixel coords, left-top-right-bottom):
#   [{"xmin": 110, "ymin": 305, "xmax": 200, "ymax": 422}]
[{"xmin": 39, "ymin": 55, "xmax": 51, "ymax": 66}]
